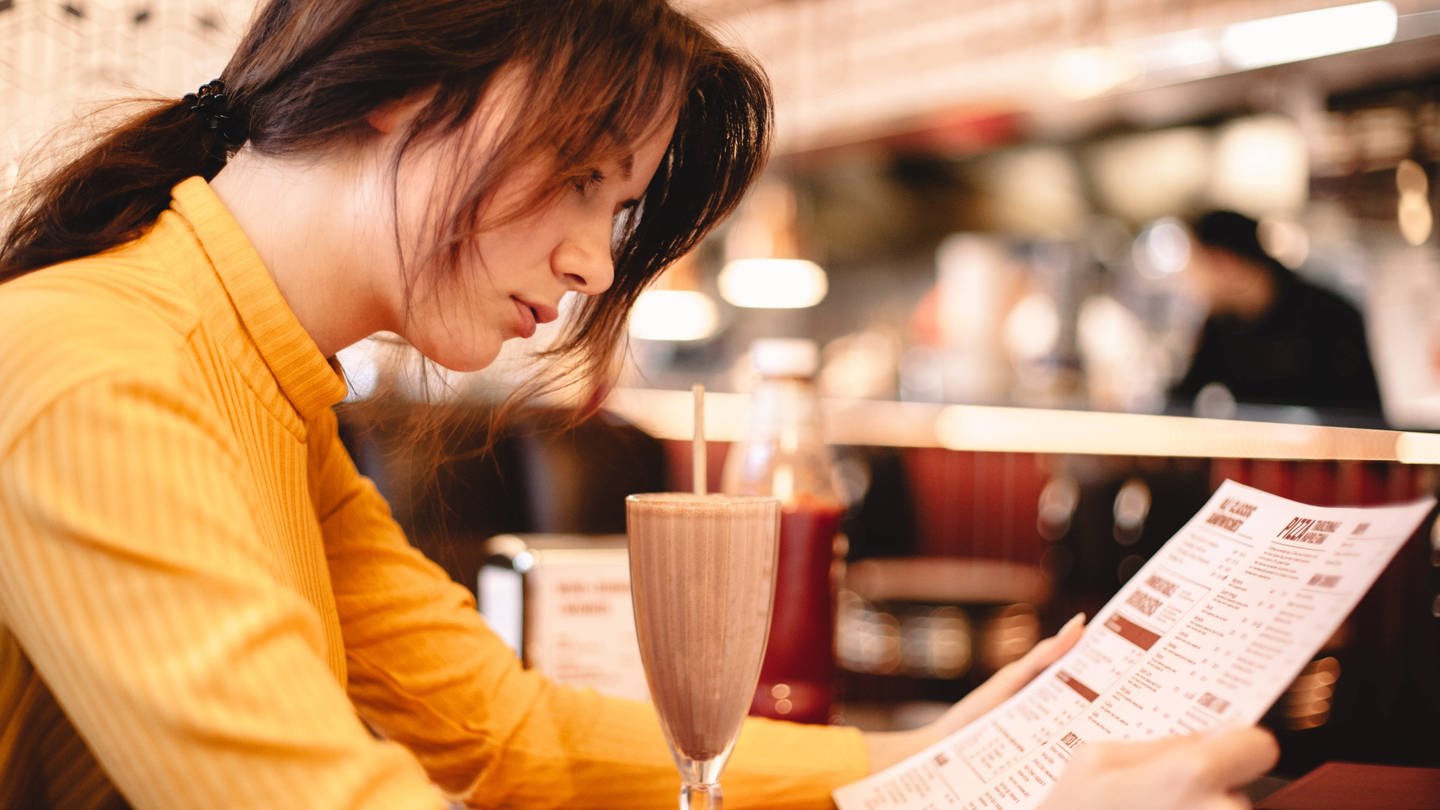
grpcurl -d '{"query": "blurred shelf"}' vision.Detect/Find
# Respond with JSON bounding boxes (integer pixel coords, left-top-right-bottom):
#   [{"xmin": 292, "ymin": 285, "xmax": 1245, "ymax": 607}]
[{"xmin": 603, "ymin": 387, "xmax": 1440, "ymax": 462}]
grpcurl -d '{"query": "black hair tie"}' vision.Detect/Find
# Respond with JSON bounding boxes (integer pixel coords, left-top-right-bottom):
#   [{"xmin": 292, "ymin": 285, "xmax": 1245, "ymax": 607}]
[{"xmin": 184, "ymin": 79, "xmax": 249, "ymax": 147}]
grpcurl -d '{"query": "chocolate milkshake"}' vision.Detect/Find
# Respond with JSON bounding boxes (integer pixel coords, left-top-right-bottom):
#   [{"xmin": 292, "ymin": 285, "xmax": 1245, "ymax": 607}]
[{"xmin": 626, "ymin": 493, "xmax": 780, "ymax": 763}]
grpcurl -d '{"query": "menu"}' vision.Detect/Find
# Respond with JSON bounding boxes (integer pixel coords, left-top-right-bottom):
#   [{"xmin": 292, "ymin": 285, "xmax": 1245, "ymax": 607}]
[{"xmin": 833, "ymin": 480, "xmax": 1436, "ymax": 810}]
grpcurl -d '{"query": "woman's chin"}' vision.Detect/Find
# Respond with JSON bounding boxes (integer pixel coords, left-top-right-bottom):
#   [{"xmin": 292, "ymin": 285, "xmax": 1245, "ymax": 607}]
[
  {"xmin": 442, "ymin": 353, "xmax": 500, "ymax": 374},
  {"xmin": 425, "ymin": 340, "xmax": 502, "ymax": 375}
]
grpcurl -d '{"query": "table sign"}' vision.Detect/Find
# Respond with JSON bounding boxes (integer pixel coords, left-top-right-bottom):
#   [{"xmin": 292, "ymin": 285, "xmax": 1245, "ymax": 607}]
[{"xmin": 478, "ymin": 535, "xmax": 649, "ymax": 702}]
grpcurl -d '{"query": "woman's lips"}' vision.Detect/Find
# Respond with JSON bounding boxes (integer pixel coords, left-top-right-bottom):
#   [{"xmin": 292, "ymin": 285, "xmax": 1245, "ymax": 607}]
[{"xmin": 513, "ymin": 297, "xmax": 537, "ymax": 339}]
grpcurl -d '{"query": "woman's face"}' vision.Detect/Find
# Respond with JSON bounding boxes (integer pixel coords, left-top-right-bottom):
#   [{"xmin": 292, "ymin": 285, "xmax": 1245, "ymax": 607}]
[{"xmin": 379, "ymin": 101, "xmax": 677, "ymax": 373}]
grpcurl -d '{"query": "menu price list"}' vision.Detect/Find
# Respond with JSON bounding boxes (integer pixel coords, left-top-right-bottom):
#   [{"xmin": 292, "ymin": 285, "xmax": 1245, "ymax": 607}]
[{"xmin": 834, "ymin": 480, "xmax": 1435, "ymax": 810}]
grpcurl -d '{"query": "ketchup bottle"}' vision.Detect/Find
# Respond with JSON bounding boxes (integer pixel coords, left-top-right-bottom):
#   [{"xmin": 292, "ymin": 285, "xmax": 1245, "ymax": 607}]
[{"xmin": 723, "ymin": 338, "xmax": 845, "ymax": 724}]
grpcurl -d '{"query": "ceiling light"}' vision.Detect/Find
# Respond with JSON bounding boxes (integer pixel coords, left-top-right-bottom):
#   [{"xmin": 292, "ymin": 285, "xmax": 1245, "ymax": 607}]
[
  {"xmin": 1219, "ymin": 1, "xmax": 1397, "ymax": 70},
  {"xmin": 718, "ymin": 258, "xmax": 829, "ymax": 309},
  {"xmin": 627, "ymin": 290, "xmax": 720, "ymax": 342}
]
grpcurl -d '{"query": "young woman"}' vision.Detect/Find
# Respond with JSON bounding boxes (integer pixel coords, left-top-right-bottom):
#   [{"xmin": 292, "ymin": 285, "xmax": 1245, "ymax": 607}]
[{"xmin": 0, "ymin": 1, "xmax": 1275, "ymax": 807}]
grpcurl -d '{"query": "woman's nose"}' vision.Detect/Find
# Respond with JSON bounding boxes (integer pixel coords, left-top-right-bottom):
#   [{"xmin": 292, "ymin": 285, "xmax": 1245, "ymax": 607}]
[{"xmin": 553, "ymin": 214, "xmax": 615, "ymax": 295}]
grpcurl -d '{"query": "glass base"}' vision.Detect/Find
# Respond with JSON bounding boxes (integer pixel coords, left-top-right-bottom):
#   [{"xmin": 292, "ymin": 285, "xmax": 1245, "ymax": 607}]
[
  {"xmin": 671, "ymin": 748, "xmax": 734, "ymax": 810},
  {"xmin": 671, "ymin": 747, "xmax": 732, "ymax": 786},
  {"xmin": 681, "ymin": 781, "xmax": 722, "ymax": 810}
]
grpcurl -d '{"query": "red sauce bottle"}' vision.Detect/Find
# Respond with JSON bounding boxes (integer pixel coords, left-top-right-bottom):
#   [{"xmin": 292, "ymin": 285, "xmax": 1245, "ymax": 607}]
[{"xmin": 723, "ymin": 338, "xmax": 844, "ymax": 724}]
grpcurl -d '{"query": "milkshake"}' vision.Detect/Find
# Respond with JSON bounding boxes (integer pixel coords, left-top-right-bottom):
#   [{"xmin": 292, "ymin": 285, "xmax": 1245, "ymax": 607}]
[{"xmin": 626, "ymin": 493, "xmax": 780, "ymax": 770}]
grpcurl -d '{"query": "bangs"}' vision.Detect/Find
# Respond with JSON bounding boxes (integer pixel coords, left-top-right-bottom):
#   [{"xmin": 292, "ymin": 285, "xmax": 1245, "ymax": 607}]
[
  {"xmin": 549, "ymin": 48, "xmax": 772, "ymax": 368},
  {"xmin": 418, "ymin": 20, "xmax": 695, "ymax": 275}
]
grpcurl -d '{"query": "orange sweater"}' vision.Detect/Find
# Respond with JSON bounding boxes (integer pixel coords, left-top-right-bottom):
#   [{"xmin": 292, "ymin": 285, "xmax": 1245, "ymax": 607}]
[{"xmin": 0, "ymin": 177, "xmax": 866, "ymax": 809}]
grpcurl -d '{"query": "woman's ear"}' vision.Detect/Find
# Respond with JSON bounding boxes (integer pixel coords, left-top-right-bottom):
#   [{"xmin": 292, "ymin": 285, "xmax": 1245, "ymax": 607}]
[{"xmin": 365, "ymin": 90, "xmax": 434, "ymax": 135}]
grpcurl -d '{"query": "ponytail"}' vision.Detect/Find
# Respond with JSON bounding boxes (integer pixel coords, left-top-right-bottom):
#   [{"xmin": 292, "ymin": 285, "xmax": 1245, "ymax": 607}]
[{"xmin": 0, "ymin": 94, "xmax": 241, "ymax": 282}]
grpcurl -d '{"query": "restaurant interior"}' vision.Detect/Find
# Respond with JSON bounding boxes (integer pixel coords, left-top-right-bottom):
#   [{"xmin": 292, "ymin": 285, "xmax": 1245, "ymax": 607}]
[{"xmin": 5, "ymin": 0, "xmax": 1440, "ymax": 783}]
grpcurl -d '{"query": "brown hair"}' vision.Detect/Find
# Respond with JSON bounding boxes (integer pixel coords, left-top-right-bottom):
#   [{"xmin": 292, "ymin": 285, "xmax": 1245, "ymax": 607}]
[{"xmin": 1, "ymin": 0, "xmax": 771, "ymax": 412}]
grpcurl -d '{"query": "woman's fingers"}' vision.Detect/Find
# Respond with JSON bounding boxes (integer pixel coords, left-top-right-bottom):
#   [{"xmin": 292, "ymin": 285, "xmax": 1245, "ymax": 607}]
[
  {"xmin": 1005, "ymin": 611, "xmax": 1088, "ymax": 683},
  {"xmin": 1040, "ymin": 728, "xmax": 1277, "ymax": 810},
  {"xmin": 1193, "ymin": 726, "xmax": 1280, "ymax": 791},
  {"xmin": 1144, "ymin": 727, "xmax": 1277, "ymax": 808},
  {"xmin": 1136, "ymin": 727, "xmax": 1279, "ymax": 795},
  {"xmin": 938, "ymin": 612, "xmax": 1087, "ymax": 733},
  {"xmin": 879, "ymin": 613, "xmax": 1091, "ymax": 765},
  {"xmin": 1083, "ymin": 726, "xmax": 1277, "ymax": 787}
]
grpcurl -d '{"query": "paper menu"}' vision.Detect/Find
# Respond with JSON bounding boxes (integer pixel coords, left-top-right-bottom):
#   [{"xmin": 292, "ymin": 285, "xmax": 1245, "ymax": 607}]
[{"xmin": 832, "ymin": 480, "xmax": 1436, "ymax": 810}]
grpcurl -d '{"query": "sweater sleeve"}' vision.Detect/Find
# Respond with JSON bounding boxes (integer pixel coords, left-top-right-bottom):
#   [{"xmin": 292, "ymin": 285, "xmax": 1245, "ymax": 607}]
[
  {"xmin": 0, "ymin": 371, "xmax": 449, "ymax": 810},
  {"xmin": 310, "ymin": 409, "xmax": 868, "ymax": 809}
]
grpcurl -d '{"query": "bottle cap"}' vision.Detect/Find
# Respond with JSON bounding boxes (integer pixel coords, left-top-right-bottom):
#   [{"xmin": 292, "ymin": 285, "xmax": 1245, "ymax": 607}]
[{"xmin": 750, "ymin": 338, "xmax": 819, "ymax": 377}]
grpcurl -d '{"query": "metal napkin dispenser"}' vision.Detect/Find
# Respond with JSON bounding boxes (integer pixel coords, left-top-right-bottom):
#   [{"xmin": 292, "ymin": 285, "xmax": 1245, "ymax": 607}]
[{"xmin": 477, "ymin": 534, "xmax": 648, "ymax": 701}]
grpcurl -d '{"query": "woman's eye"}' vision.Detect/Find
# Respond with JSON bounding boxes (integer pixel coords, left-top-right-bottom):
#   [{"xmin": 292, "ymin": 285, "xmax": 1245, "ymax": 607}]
[{"xmin": 571, "ymin": 169, "xmax": 605, "ymax": 194}]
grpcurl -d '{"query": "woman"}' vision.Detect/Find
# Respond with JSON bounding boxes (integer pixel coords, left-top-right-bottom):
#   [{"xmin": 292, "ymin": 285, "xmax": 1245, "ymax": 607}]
[{"xmin": 0, "ymin": 1, "xmax": 1275, "ymax": 807}]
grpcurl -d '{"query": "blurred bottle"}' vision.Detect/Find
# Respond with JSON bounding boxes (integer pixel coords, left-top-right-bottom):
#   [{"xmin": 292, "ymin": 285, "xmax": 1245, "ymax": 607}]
[{"xmin": 723, "ymin": 338, "xmax": 845, "ymax": 724}]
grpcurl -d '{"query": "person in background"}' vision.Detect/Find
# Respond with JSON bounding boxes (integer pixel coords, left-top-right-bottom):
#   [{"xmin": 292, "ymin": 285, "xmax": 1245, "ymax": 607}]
[
  {"xmin": 0, "ymin": 1, "xmax": 1275, "ymax": 807},
  {"xmin": 1171, "ymin": 209, "xmax": 1384, "ymax": 421}
]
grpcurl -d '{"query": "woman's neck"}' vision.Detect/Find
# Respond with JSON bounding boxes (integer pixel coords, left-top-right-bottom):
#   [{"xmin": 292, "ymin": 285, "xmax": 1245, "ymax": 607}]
[{"xmin": 209, "ymin": 147, "xmax": 392, "ymax": 358}]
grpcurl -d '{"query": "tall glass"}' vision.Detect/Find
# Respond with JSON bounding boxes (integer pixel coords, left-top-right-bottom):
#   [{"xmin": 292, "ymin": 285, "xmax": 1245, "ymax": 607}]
[{"xmin": 626, "ymin": 493, "xmax": 781, "ymax": 810}]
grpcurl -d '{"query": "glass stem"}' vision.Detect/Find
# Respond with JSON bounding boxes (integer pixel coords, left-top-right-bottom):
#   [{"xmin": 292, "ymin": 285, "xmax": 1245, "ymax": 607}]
[{"xmin": 680, "ymin": 781, "xmax": 722, "ymax": 810}]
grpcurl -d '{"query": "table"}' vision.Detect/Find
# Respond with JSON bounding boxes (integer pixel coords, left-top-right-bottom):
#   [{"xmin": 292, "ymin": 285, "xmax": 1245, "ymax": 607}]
[{"xmin": 1255, "ymin": 762, "xmax": 1440, "ymax": 809}]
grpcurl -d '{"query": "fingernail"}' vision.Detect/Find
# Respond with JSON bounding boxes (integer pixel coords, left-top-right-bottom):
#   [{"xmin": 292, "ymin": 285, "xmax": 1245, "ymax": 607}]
[{"xmin": 1061, "ymin": 612, "xmax": 1086, "ymax": 633}]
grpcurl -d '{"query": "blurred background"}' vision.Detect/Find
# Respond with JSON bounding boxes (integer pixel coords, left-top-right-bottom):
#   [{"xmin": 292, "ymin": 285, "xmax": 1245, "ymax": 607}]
[
  {"xmin": 9, "ymin": 0, "xmax": 1440, "ymax": 426},
  {"xmin": 6, "ymin": 0, "xmax": 1440, "ymax": 777}
]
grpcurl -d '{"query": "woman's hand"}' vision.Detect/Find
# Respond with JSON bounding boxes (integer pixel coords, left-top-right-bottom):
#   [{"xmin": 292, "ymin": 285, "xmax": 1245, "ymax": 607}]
[
  {"xmin": 1037, "ymin": 726, "xmax": 1280, "ymax": 810},
  {"xmin": 858, "ymin": 611, "xmax": 1279, "ymax": 809},
  {"xmin": 862, "ymin": 612, "xmax": 1088, "ymax": 771}
]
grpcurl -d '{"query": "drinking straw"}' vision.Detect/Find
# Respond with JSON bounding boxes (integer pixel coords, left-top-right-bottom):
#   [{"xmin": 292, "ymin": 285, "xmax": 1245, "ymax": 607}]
[{"xmin": 692, "ymin": 383, "xmax": 706, "ymax": 495}]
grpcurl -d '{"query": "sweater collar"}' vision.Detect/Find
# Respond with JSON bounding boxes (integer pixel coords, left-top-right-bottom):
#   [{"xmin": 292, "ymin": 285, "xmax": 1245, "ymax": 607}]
[{"xmin": 169, "ymin": 176, "xmax": 348, "ymax": 420}]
